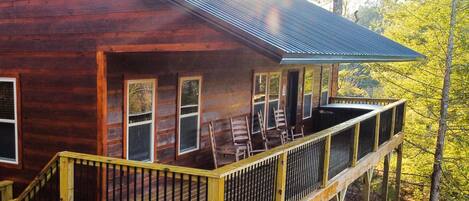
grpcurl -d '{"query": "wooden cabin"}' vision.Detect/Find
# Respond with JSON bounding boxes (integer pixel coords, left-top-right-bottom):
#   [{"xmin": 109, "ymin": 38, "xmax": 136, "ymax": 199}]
[{"xmin": 0, "ymin": 0, "xmax": 423, "ymax": 201}]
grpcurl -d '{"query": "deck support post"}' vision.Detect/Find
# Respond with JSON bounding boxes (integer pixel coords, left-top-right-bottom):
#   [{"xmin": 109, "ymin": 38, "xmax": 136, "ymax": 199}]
[
  {"xmin": 382, "ymin": 154, "xmax": 391, "ymax": 201},
  {"xmin": 335, "ymin": 185, "xmax": 348, "ymax": 201},
  {"xmin": 352, "ymin": 123, "xmax": 360, "ymax": 167},
  {"xmin": 361, "ymin": 167, "xmax": 374, "ymax": 201},
  {"xmin": 374, "ymin": 113, "xmax": 381, "ymax": 151},
  {"xmin": 322, "ymin": 135, "xmax": 332, "ymax": 187},
  {"xmin": 208, "ymin": 177, "xmax": 225, "ymax": 201},
  {"xmin": 0, "ymin": 180, "xmax": 13, "ymax": 201},
  {"xmin": 59, "ymin": 157, "xmax": 74, "ymax": 201},
  {"xmin": 275, "ymin": 152, "xmax": 288, "ymax": 201},
  {"xmin": 395, "ymin": 143, "xmax": 403, "ymax": 201}
]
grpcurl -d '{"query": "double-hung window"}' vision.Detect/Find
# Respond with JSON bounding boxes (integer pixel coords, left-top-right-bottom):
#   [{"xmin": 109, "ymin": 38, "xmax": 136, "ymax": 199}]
[
  {"xmin": 303, "ymin": 69, "xmax": 313, "ymax": 119},
  {"xmin": 320, "ymin": 66, "xmax": 330, "ymax": 106},
  {"xmin": 126, "ymin": 79, "xmax": 156, "ymax": 162},
  {"xmin": 252, "ymin": 72, "xmax": 281, "ymax": 132},
  {"xmin": 0, "ymin": 78, "xmax": 19, "ymax": 164},
  {"xmin": 178, "ymin": 77, "xmax": 201, "ymax": 155}
]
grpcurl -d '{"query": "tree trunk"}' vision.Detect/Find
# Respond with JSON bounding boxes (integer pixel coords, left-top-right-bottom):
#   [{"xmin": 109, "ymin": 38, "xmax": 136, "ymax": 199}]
[
  {"xmin": 333, "ymin": 0, "xmax": 343, "ymax": 16},
  {"xmin": 429, "ymin": 0, "xmax": 458, "ymax": 200}
]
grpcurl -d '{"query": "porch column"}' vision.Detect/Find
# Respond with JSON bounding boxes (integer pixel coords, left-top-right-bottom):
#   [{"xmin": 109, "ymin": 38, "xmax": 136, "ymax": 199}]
[
  {"xmin": 362, "ymin": 168, "xmax": 374, "ymax": 201},
  {"xmin": 382, "ymin": 154, "xmax": 391, "ymax": 201},
  {"xmin": 395, "ymin": 144, "xmax": 403, "ymax": 201}
]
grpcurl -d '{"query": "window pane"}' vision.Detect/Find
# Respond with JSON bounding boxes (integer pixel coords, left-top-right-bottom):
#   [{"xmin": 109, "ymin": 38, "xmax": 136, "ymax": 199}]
[
  {"xmin": 180, "ymin": 115, "xmax": 198, "ymax": 152},
  {"xmin": 268, "ymin": 74, "xmax": 280, "ymax": 100},
  {"xmin": 321, "ymin": 91, "xmax": 329, "ymax": 105},
  {"xmin": 254, "ymin": 74, "xmax": 267, "ymax": 103},
  {"xmin": 252, "ymin": 103, "xmax": 265, "ymax": 133},
  {"xmin": 304, "ymin": 70, "xmax": 313, "ymax": 94},
  {"xmin": 321, "ymin": 67, "xmax": 330, "ymax": 93},
  {"xmin": 128, "ymin": 124, "xmax": 152, "ymax": 161},
  {"xmin": 129, "ymin": 113, "xmax": 152, "ymax": 124},
  {"xmin": 181, "ymin": 80, "xmax": 199, "ymax": 106},
  {"xmin": 268, "ymin": 100, "xmax": 279, "ymax": 128},
  {"xmin": 303, "ymin": 94, "xmax": 312, "ymax": 118},
  {"xmin": 128, "ymin": 82, "xmax": 154, "ymax": 116},
  {"xmin": 0, "ymin": 122, "xmax": 16, "ymax": 161},
  {"xmin": 0, "ymin": 81, "xmax": 14, "ymax": 120},
  {"xmin": 181, "ymin": 106, "xmax": 198, "ymax": 115}
]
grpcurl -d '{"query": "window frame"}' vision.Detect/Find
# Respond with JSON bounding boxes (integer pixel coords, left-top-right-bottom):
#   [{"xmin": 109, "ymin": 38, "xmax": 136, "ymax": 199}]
[
  {"xmin": 320, "ymin": 66, "xmax": 331, "ymax": 106},
  {"xmin": 252, "ymin": 72, "xmax": 281, "ymax": 132},
  {"xmin": 124, "ymin": 79, "xmax": 157, "ymax": 162},
  {"xmin": 0, "ymin": 77, "xmax": 20, "ymax": 166},
  {"xmin": 177, "ymin": 76, "xmax": 202, "ymax": 156},
  {"xmin": 303, "ymin": 68, "xmax": 314, "ymax": 119}
]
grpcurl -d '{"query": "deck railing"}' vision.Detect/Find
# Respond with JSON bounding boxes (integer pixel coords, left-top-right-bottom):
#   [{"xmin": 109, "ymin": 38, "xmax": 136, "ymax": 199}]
[{"xmin": 9, "ymin": 97, "xmax": 406, "ymax": 201}]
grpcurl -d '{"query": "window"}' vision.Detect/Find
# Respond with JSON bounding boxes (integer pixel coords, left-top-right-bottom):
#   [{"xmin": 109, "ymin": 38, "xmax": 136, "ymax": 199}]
[
  {"xmin": 126, "ymin": 79, "xmax": 156, "ymax": 162},
  {"xmin": 0, "ymin": 78, "xmax": 19, "ymax": 164},
  {"xmin": 303, "ymin": 69, "xmax": 313, "ymax": 119},
  {"xmin": 320, "ymin": 66, "xmax": 330, "ymax": 106},
  {"xmin": 252, "ymin": 72, "xmax": 281, "ymax": 132},
  {"xmin": 178, "ymin": 77, "xmax": 201, "ymax": 155}
]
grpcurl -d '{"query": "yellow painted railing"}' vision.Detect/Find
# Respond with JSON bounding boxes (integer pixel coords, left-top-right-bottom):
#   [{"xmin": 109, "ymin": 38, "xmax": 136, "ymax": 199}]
[{"xmin": 9, "ymin": 98, "xmax": 406, "ymax": 201}]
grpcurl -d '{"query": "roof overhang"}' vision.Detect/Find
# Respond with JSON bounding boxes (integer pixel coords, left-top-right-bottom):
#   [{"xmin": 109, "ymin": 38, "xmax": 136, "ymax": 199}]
[{"xmin": 170, "ymin": 0, "xmax": 425, "ymax": 64}]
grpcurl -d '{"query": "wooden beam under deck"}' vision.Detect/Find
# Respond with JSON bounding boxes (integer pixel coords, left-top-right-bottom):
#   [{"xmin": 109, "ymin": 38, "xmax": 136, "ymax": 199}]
[{"xmin": 302, "ymin": 132, "xmax": 405, "ymax": 201}]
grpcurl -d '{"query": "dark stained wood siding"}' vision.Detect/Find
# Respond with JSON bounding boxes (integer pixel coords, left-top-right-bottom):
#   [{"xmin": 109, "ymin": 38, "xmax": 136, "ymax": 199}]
[{"xmin": 0, "ymin": 0, "xmax": 338, "ymax": 195}]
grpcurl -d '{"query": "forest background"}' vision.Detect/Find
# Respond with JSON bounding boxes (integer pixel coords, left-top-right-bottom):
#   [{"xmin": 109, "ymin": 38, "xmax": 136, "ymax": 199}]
[{"xmin": 312, "ymin": 0, "xmax": 468, "ymax": 200}]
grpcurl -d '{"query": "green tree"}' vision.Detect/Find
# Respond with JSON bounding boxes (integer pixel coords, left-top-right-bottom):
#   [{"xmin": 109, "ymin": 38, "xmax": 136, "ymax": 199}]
[{"xmin": 368, "ymin": 0, "xmax": 468, "ymax": 200}]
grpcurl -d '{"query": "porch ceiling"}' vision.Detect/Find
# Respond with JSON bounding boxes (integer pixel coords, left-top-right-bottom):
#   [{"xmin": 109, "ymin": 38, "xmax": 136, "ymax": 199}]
[{"xmin": 170, "ymin": 0, "xmax": 425, "ymax": 64}]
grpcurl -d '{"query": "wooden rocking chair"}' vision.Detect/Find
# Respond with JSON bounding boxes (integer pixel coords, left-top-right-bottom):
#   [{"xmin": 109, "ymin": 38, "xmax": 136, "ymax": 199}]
[
  {"xmin": 274, "ymin": 107, "xmax": 304, "ymax": 141},
  {"xmin": 257, "ymin": 111, "xmax": 283, "ymax": 149},
  {"xmin": 230, "ymin": 116, "xmax": 253, "ymax": 156},
  {"xmin": 209, "ymin": 121, "xmax": 246, "ymax": 168}
]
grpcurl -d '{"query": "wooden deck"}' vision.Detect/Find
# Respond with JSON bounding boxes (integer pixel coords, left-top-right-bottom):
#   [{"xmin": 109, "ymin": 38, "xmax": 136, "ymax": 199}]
[{"xmin": 5, "ymin": 98, "xmax": 405, "ymax": 201}]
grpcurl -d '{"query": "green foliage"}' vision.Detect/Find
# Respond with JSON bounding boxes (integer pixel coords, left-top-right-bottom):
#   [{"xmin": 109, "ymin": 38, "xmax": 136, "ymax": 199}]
[
  {"xmin": 339, "ymin": 0, "xmax": 468, "ymax": 199},
  {"xmin": 368, "ymin": 0, "xmax": 468, "ymax": 200}
]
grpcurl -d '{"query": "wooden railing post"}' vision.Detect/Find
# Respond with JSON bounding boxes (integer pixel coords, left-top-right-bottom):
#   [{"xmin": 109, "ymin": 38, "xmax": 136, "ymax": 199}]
[
  {"xmin": 382, "ymin": 154, "xmax": 390, "ymax": 201},
  {"xmin": 352, "ymin": 123, "xmax": 360, "ymax": 167},
  {"xmin": 390, "ymin": 107, "xmax": 396, "ymax": 137},
  {"xmin": 208, "ymin": 177, "xmax": 225, "ymax": 201},
  {"xmin": 322, "ymin": 135, "xmax": 332, "ymax": 187},
  {"xmin": 59, "ymin": 157, "xmax": 74, "ymax": 201},
  {"xmin": 275, "ymin": 152, "xmax": 288, "ymax": 201},
  {"xmin": 0, "ymin": 180, "xmax": 13, "ymax": 201},
  {"xmin": 374, "ymin": 113, "xmax": 381, "ymax": 152},
  {"xmin": 395, "ymin": 144, "xmax": 403, "ymax": 201}
]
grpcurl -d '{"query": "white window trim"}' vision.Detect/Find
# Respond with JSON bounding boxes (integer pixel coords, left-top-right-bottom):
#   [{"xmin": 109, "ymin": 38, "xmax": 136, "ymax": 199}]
[
  {"xmin": 303, "ymin": 92, "xmax": 313, "ymax": 120},
  {"xmin": 177, "ymin": 76, "xmax": 202, "ymax": 155},
  {"xmin": 303, "ymin": 69, "xmax": 314, "ymax": 120},
  {"xmin": 126, "ymin": 79, "xmax": 156, "ymax": 162},
  {"xmin": 320, "ymin": 66, "xmax": 331, "ymax": 106},
  {"xmin": 0, "ymin": 77, "xmax": 19, "ymax": 165},
  {"xmin": 252, "ymin": 72, "xmax": 281, "ymax": 132}
]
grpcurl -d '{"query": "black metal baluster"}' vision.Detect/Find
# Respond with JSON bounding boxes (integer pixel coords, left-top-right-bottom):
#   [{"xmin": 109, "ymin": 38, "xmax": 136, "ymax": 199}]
[
  {"xmin": 141, "ymin": 168, "xmax": 145, "ymax": 201},
  {"xmin": 196, "ymin": 176, "xmax": 201, "ymax": 201},
  {"xmin": 205, "ymin": 177, "xmax": 208, "ymax": 201},
  {"xmin": 106, "ymin": 163, "xmax": 109, "ymax": 201},
  {"xmin": 127, "ymin": 166, "xmax": 130, "ymax": 201},
  {"xmin": 156, "ymin": 170, "xmax": 160, "ymax": 200},
  {"xmin": 172, "ymin": 172, "xmax": 176, "ymax": 201},
  {"xmin": 134, "ymin": 167, "xmax": 137, "ymax": 201},
  {"xmin": 188, "ymin": 175, "xmax": 192, "ymax": 201},
  {"xmin": 180, "ymin": 173, "xmax": 184, "ymax": 201},
  {"xmin": 164, "ymin": 171, "xmax": 168, "ymax": 201},
  {"xmin": 120, "ymin": 165, "xmax": 123, "ymax": 201},
  {"xmin": 99, "ymin": 162, "xmax": 103, "ymax": 201},
  {"xmin": 149, "ymin": 170, "xmax": 152, "ymax": 201},
  {"xmin": 113, "ymin": 164, "xmax": 116, "ymax": 201}
]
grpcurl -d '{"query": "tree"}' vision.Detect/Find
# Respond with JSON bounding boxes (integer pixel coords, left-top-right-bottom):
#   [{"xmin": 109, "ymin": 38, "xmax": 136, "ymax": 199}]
[{"xmin": 430, "ymin": 0, "xmax": 459, "ymax": 200}]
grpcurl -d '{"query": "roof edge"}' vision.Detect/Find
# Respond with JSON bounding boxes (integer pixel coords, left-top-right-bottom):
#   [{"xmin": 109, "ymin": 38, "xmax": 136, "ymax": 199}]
[{"xmin": 280, "ymin": 54, "xmax": 426, "ymax": 64}]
